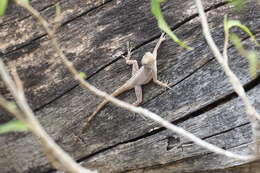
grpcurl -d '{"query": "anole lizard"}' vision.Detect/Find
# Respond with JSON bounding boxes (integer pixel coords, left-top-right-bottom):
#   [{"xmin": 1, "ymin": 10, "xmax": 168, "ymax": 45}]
[{"xmin": 82, "ymin": 33, "xmax": 170, "ymax": 131}]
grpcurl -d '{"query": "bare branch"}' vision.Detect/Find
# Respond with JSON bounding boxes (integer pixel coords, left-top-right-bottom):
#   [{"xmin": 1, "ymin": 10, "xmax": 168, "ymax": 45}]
[
  {"xmin": 0, "ymin": 61, "xmax": 20, "ymax": 103},
  {"xmin": 69, "ymin": 75, "xmax": 256, "ymax": 160},
  {"xmin": 0, "ymin": 95, "xmax": 25, "ymax": 121},
  {"xmin": 10, "ymin": 65, "xmax": 24, "ymax": 94},
  {"xmin": 223, "ymin": 20, "xmax": 229, "ymax": 63},
  {"xmin": 15, "ymin": 0, "xmax": 257, "ymax": 161},
  {"xmin": 0, "ymin": 60, "xmax": 97, "ymax": 173},
  {"xmin": 194, "ymin": 0, "xmax": 260, "ymax": 121},
  {"xmin": 194, "ymin": 0, "xmax": 260, "ymax": 155}
]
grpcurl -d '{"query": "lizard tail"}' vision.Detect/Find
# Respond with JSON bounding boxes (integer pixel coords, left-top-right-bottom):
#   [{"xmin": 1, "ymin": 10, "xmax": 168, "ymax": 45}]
[{"xmin": 82, "ymin": 85, "xmax": 130, "ymax": 133}]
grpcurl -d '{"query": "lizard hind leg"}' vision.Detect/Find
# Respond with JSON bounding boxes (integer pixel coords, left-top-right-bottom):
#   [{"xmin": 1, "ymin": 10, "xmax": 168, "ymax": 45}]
[
  {"xmin": 153, "ymin": 33, "xmax": 166, "ymax": 57},
  {"xmin": 131, "ymin": 85, "xmax": 147, "ymax": 120},
  {"xmin": 133, "ymin": 85, "xmax": 142, "ymax": 106}
]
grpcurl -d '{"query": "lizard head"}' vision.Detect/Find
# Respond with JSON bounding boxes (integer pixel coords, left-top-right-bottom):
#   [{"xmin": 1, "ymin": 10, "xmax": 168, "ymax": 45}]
[{"xmin": 141, "ymin": 52, "xmax": 155, "ymax": 68}]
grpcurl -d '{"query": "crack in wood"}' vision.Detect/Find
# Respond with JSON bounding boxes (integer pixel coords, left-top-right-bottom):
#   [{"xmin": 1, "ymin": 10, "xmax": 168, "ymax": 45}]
[
  {"xmin": 22, "ymin": 8, "xmax": 260, "ymax": 173},
  {"xmin": 144, "ymin": 32, "xmax": 260, "ymax": 126},
  {"xmin": 1, "ymin": 0, "xmax": 259, "ymax": 171},
  {"xmin": 115, "ymin": 133, "xmax": 254, "ymax": 173},
  {"xmin": 0, "ymin": 1, "xmax": 61, "ymax": 27},
  {"xmin": 73, "ymin": 115, "xmax": 252, "ymax": 169},
  {"xmin": 67, "ymin": 44, "xmax": 260, "ymax": 171},
  {"xmin": 7, "ymin": 1, "xmax": 229, "ymax": 115},
  {"xmin": 0, "ymin": 0, "xmax": 114, "ymax": 55}
]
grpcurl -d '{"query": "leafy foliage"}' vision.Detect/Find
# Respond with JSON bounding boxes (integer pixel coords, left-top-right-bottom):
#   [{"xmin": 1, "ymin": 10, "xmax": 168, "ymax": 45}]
[
  {"xmin": 0, "ymin": 120, "xmax": 28, "ymax": 134},
  {"xmin": 0, "ymin": 0, "xmax": 30, "ymax": 16},
  {"xmin": 151, "ymin": 0, "xmax": 192, "ymax": 50},
  {"xmin": 224, "ymin": 15, "xmax": 259, "ymax": 77},
  {"xmin": 224, "ymin": 15, "xmax": 259, "ymax": 46},
  {"xmin": 0, "ymin": 0, "xmax": 8, "ymax": 16},
  {"xmin": 230, "ymin": 34, "xmax": 259, "ymax": 78}
]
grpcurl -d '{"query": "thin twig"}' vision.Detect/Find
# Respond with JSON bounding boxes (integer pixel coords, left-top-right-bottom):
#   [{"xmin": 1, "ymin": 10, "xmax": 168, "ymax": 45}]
[
  {"xmin": 194, "ymin": 0, "xmax": 260, "ymax": 121},
  {"xmin": 0, "ymin": 62, "xmax": 97, "ymax": 173},
  {"xmin": 10, "ymin": 66, "xmax": 24, "ymax": 94},
  {"xmin": 223, "ymin": 20, "xmax": 229, "ymax": 63},
  {"xmin": 0, "ymin": 95, "xmax": 25, "ymax": 121},
  {"xmin": 194, "ymin": 0, "xmax": 260, "ymax": 154},
  {"xmin": 15, "ymin": 0, "xmax": 256, "ymax": 161}
]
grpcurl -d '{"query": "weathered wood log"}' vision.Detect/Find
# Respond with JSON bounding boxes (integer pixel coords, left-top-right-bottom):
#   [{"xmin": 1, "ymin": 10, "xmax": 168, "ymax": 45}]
[{"xmin": 0, "ymin": 0, "xmax": 260, "ymax": 173}]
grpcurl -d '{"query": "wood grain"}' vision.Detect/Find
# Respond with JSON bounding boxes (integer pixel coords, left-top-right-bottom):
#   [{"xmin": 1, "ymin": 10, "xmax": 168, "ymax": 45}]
[{"xmin": 0, "ymin": 0, "xmax": 260, "ymax": 173}]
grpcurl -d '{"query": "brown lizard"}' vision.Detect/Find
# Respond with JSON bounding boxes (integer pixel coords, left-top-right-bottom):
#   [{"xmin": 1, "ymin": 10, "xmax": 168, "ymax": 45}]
[{"xmin": 82, "ymin": 33, "xmax": 170, "ymax": 132}]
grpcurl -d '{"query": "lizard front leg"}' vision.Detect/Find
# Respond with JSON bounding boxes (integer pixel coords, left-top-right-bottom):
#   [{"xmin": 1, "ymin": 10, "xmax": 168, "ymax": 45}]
[
  {"xmin": 123, "ymin": 43, "xmax": 143, "ymax": 106},
  {"xmin": 152, "ymin": 33, "xmax": 172, "ymax": 90},
  {"xmin": 123, "ymin": 42, "xmax": 139, "ymax": 75},
  {"xmin": 152, "ymin": 33, "xmax": 166, "ymax": 58},
  {"xmin": 152, "ymin": 70, "xmax": 172, "ymax": 90}
]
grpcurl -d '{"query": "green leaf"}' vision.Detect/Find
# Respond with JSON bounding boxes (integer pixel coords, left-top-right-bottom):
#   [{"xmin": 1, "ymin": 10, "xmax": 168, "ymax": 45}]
[
  {"xmin": 230, "ymin": 33, "xmax": 258, "ymax": 78},
  {"xmin": 225, "ymin": 15, "xmax": 259, "ymax": 46},
  {"xmin": 79, "ymin": 72, "xmax": 87, "ymax": 79},
  {"xmin": 0, "ymin": 120, "xmax": 28, "ymax": 134},
  {"xmin": 229, "ymin": 33, "xmax": 243, "ymax": 50},
  {"xmin": 226, "ymin": 15, "xmax": 259, "ymax": 78},
  {"xmin": 0, "ymin": 0, "xmax": 8, "ymax": 16},
  {"xmin": 151, "ymin": 0, "xmax": 192, "ymax": 50},
  {"xmin": 247, "ymin": 51, "xmax": 258, "ymax": 78}
]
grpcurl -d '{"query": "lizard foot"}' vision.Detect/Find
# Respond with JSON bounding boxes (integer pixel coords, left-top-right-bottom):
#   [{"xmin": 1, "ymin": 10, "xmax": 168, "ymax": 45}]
[
  {"xmin": 160, "ymin": 33, "xmax": 167, "ymax": 42},
  {"xmin": 164, "ymin": 81, "xmax": 174, "ymax": 91},
  {"xmin": 154, "ymin": 79, "xmax": 173, "ymax": 91},
  {"xmin": 122, "ymin": 41, "xmax": 133, "ymax": 60},
  {"xmin": 72, "ymin": 133, "xmax": 87, "ymax": 145}
]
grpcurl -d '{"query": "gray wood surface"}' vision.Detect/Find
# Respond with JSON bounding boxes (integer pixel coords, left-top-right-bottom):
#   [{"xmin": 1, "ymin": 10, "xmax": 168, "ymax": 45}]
[{"xmin": 0, "ymin": 0, "xmax": 260, "ymax": 173}]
